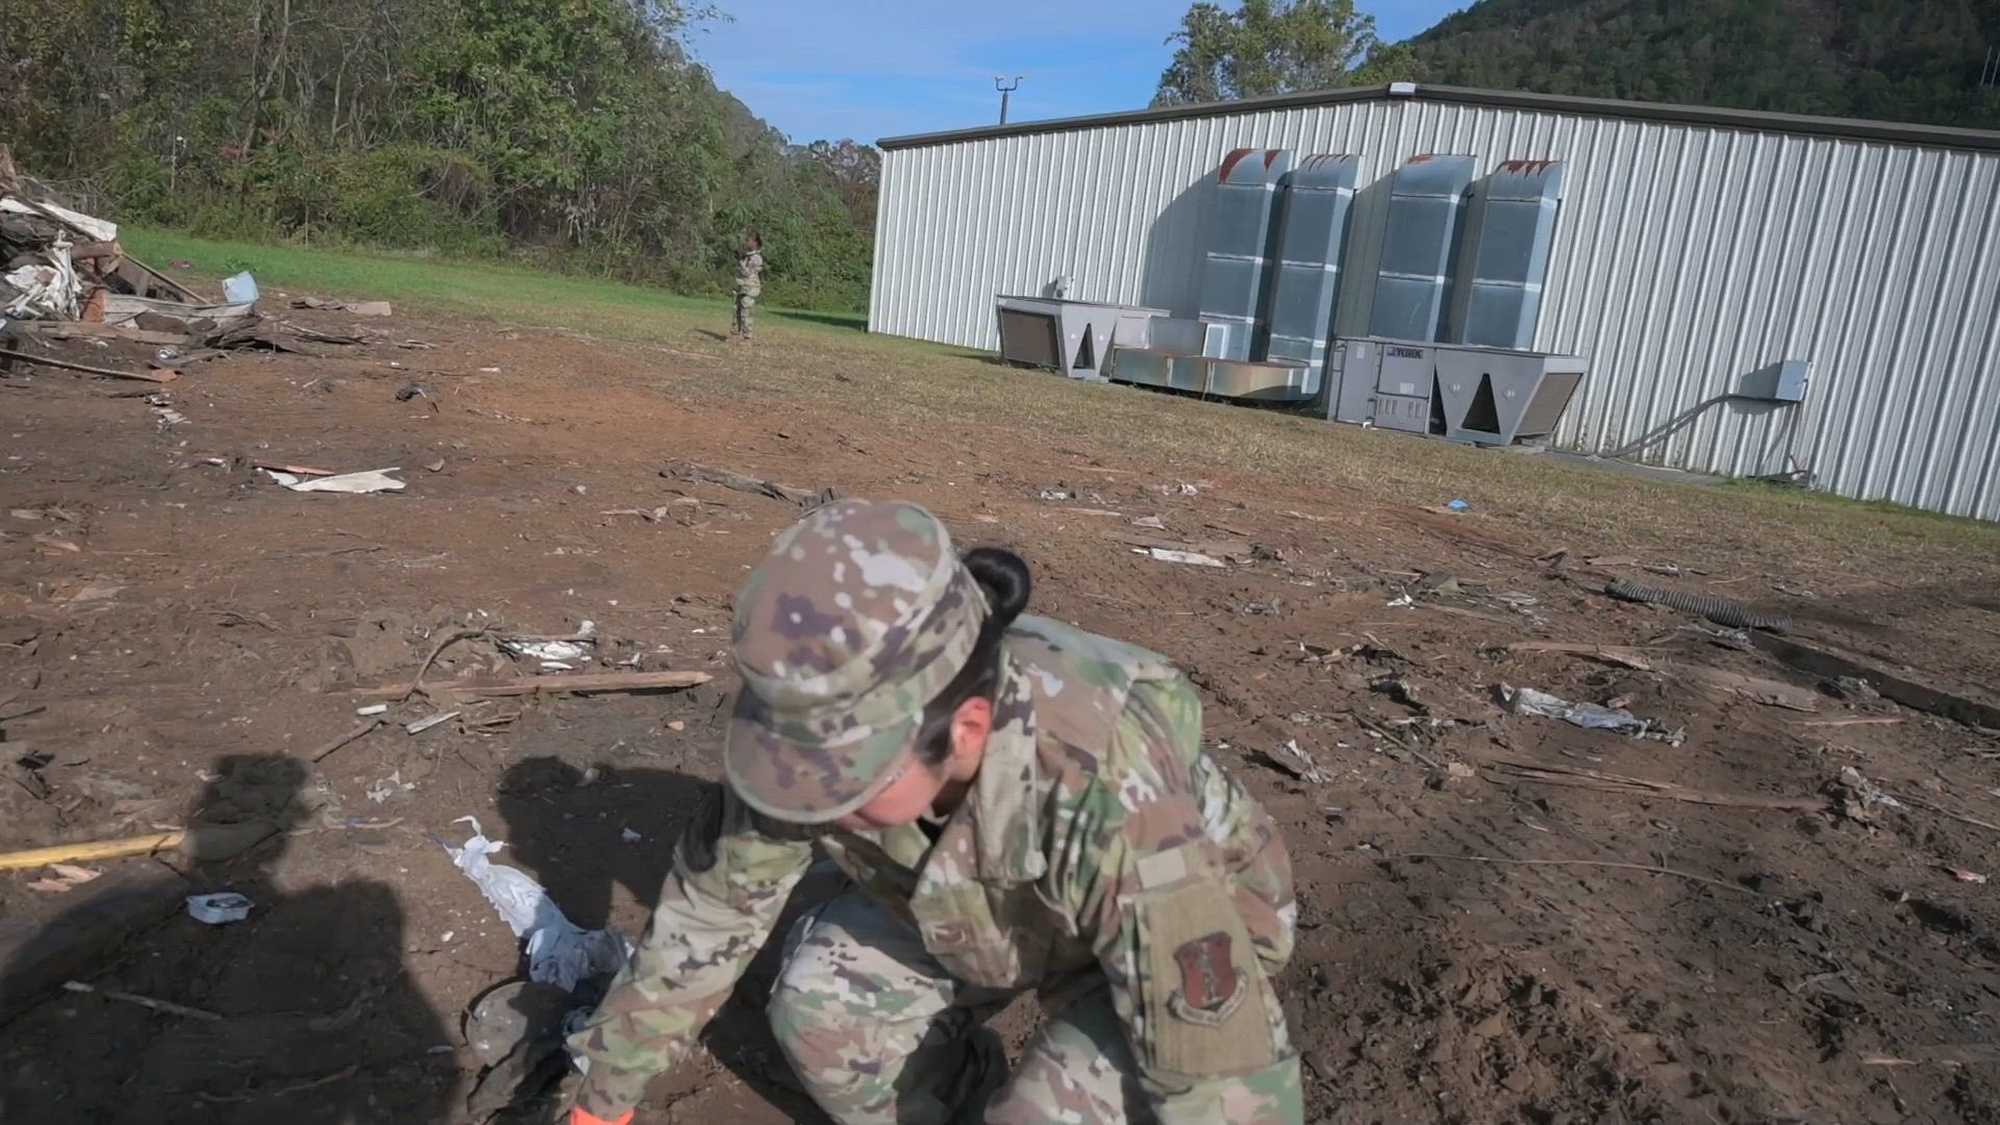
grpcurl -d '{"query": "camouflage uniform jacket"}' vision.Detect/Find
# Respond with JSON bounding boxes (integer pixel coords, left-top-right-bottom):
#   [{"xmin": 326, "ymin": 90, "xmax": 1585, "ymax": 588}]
[
  {"xmin": 734, "ymin": 249, "xmax": 764, "ymax": 297},
  {"xmin": 571, "ymin": 615, "xmax": 1301, "ymax": 1123}
]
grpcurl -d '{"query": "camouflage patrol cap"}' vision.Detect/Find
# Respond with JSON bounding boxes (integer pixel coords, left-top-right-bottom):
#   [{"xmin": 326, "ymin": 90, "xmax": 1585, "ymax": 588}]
[{"xmin": 723, "ymin": 499, "xmax": 988, "ymax": 824}]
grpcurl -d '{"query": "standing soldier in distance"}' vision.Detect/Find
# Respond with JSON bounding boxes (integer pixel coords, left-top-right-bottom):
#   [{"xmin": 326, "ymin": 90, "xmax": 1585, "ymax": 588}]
[
  {"xmin": 731, "ymin": 233, "xmax": 764, "ymax": 342},
  {"xmin": 566, "ymin": 498, "xmax": 1303, "ymax": 1125}
]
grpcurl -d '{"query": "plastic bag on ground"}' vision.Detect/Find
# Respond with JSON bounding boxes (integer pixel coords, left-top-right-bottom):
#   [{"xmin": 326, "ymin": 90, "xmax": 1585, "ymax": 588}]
[
  {"xmin": 222, "ymin": 271, "xmax": 259, "ymax": 305},
  {"xmin": 1504, "ymin": 685, "xmax": 1683, "ymax": 744},
  {"xmin": 441, "ymin": 817, "xmax": 630, "ymax": 993}
]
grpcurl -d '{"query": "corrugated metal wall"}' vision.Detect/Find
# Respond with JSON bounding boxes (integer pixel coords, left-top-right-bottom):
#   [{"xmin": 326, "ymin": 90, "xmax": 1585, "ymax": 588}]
[{"xmin": 870, "ymin": 96, "xmax": 2000, "ymax": 520}]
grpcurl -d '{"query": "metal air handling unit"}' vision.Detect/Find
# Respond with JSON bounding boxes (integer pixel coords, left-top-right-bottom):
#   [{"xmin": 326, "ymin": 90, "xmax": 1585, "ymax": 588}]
[
  {"xmin": 1195, "ymin": 149, "xmax": 1293, "ymax": 361},
  {"xmin": 994, "ymin": 296, "xmax": 1167, "ymax": 379},
  {"xmin": 1444, "ymin": 160, "xmax": 1566, "ymax": 350},
  {"xmin": 1261, "ymin": 153, "xmax": 1360, "ymax": 397},
  {"xmin": 1326, "ymin": 337, "xmax": 1588, "ymax": 447},
  {"xmin": 1367, "ymin": 155, "xmax": 1478, "ymax": 342},
  {"xmin": 1105, "ymin": 149, "xmax": 1341, "ymax": 405}
]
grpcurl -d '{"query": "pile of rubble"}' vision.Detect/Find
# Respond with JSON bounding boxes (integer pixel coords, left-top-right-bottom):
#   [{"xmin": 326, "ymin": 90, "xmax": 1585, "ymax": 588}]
[
  {"xmin": 0, "ymin": 146, "xmax": 264, "ymax": 352},
  {"xmin": 0, "ymin": 147, "xmax": 381, "ymax": 385}
]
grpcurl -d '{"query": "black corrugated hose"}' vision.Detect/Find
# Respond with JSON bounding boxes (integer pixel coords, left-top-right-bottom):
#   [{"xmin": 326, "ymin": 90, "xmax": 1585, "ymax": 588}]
[{"xmin": 1606, "ymin": 578, "xmax": 1791, "ymax": 634}]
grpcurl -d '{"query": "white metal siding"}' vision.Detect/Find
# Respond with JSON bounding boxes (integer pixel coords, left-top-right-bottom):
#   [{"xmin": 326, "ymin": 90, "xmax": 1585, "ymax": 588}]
[{"xmin": 871, "ymin": 97, "xmax": 2000, "ymax": 520}]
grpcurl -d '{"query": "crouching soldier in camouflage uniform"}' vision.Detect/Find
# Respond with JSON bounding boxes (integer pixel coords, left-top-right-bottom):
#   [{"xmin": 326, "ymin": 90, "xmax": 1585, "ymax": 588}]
[
  {"xmin": 731, "ymin": 234, "xmax": 764, "ymax": 342},
  {"xmin": 567, "ymin": 498, "xmax": 1302, "ymax": 1125}
]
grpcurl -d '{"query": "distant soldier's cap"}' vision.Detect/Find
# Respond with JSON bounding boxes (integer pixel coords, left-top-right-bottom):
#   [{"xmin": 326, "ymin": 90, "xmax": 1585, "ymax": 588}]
[{"xmin": 723, "ymin": 498, "xmax": 987, "ymax": 823}]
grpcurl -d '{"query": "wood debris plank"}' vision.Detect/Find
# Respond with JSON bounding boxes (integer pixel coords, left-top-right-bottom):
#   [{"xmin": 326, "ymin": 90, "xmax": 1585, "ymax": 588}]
[
  {"xmin": 1750, "ymin": 633, "xmax": 2000, "ymax": 731},
  {"xmin": 355, "ymin": 669, "xmax": 712, "ymax": 700},
  {"xmin": 0, "ymin": 348, "xmax": 176, "ymax": 383},
  {"xmin": 19, "ymin": 322, "xmax": 187, "ymax": 347}
]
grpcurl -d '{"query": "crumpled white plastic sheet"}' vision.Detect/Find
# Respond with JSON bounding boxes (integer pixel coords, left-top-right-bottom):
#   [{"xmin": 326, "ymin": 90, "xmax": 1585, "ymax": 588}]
[
  {"xmin": 1503, "ymin": 685, "xmax": 1684, "ymax": 745},
  {"xmin": 442, "ymin": 816, "xmax": 632, "ymax": 993}
]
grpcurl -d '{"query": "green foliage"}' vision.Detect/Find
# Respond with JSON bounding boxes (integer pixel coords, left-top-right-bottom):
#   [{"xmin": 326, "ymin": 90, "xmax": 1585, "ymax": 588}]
[
  {"xmin": 1403, "ymin": 0, "xmax": 2000, "ymax": 129},
  {"xmin": 0, "ymin": 0, "xmax": 880, "ymax": 310},
  {"xmin": 1154, "ymin": 0, "xmax": 1386, "ymax": 106}
]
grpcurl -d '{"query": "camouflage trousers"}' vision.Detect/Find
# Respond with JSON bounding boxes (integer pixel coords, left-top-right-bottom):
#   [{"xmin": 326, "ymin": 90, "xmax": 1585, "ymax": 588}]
[
  {"xmin": 768, "ymin": 891, "xmax": 1155, "ymax": 1125},
  {"xmin": 733, "ymin": 291, "xmax": 757, "ymax": 338}
]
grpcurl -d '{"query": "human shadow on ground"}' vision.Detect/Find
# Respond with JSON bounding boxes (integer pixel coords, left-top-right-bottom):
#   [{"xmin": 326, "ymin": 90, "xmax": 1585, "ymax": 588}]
[
  {"xmin": 496, "ymin": 757, "xmax": 842, "ymax": 1123},
  {"xmin": 0, "ymin": 754, "xmax": 454, "ymax": 1125}
]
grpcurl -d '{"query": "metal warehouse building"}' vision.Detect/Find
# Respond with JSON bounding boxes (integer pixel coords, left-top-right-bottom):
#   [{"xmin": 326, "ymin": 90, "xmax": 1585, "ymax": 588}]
[{"xmin": 869, "ymin": 85, "xmax": 2000, "ymax": 521}]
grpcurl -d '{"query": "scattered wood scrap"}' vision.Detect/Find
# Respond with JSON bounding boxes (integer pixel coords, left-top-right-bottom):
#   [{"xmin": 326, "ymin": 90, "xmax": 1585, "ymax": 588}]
[
  {"xmin": 663, "ymin": 462, "xmax": 843, "ymax": 510},
  {"xmin": 17, "ymin": 321, "xmax": 188, "ymax": 347},
  {"xmin": 1507, "ymin": 641, "xmax": 1657, "ymax": 670},
  {"xmin": 1477, "ymin": 756, "xmax": 1824, "ymax": 811},
  {"xmin": 1750, "ymin": 633, "xmax": 2000, "ymax": 731},
  {"xmin": 1506, "ymin": 642, "xmax": 1821, "ymax": 712},
  {"xmin": 1682, "ymin": 666, "xmax": 1821, "ymax": 712},
  {"xmin": 356, "ymin": 669, "xmax": 713, "ymax": 701},
  {"xmin": 1397, "ymin": 852, "xmax": 1758, "ymax": 895},
  {"xmin": 63, "ymin": 980, "xmax": 221, "ymax": 1021},
  {"xmin": 1112, "ymin": 532, "xmax": 1254, "ymax": 561},
  {"xmin": 0, "ymin": 348, "xmax": 176, "ymax": 383}
]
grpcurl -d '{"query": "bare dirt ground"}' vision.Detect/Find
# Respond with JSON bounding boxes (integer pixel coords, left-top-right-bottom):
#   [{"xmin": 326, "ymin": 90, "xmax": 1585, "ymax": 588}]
[{"xmin": 2, "ymin": 302, "xmax": 1998, "ymax": 1125}]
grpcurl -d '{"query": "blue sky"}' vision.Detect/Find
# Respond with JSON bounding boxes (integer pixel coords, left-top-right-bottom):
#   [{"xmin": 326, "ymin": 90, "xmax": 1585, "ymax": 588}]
[{"xmin": 691, "ymin": 1, "xmax": 1472, "ymax": 144}]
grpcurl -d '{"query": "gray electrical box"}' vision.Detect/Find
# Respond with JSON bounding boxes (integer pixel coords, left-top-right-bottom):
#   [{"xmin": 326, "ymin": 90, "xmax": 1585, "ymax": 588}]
[{"xmin": 1737, "ymin": 359, "xmax": 1811, "ymax": 403}]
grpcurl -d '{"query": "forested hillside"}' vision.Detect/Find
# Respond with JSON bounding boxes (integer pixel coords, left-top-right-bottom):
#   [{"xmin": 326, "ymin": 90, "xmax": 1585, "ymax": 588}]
[
  {"xmin": 0, "ymin": 0, "xmax": 878, "ymax": 309},
  {"xmin": 1405, "ymin": 0, "xmax": 2000, "ymax": 129}
]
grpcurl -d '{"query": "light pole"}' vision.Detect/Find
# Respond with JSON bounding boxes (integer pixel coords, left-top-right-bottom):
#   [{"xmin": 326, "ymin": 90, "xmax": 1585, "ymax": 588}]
[{"xmin": 995, "ymin": 75, "xmax": 1025, "ymax": 125}]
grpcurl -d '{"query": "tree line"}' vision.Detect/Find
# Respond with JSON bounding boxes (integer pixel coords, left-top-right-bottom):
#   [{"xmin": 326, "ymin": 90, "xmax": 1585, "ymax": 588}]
[
  {"xmin": 1, "ymin": 0, "xmax": 879, "ymax": 310},
  {"xmin": 1153, "ymin": 0, "xmax": 2000, "ymax": 132}
]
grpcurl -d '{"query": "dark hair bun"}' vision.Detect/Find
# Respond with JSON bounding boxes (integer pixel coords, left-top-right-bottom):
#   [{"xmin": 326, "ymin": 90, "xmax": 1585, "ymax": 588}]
[{"xmin": 963, "ymin": 547, "xmax": 1031, "ymax": 631}]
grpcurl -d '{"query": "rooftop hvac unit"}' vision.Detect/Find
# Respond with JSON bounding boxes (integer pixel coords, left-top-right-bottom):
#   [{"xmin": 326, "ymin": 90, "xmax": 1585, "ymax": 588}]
[
  {"xmin": 1367, "ymin": 155, "xmax": 1477, "ymax": 342},
  {"xmin": 1196, "ymin": 149, "xmax": 1294, "ymax": 360},
  {"xmin": 1327, "ymin": 337, "xmax": 1587, "ymax": 447},
  {"xmin": 994, "ymin": 296, "xmax": 1167, "ymax": 379}
]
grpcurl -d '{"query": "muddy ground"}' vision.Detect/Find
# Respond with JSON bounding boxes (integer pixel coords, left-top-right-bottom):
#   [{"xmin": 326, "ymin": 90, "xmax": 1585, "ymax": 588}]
[{"xmin": 1, "ymin": 304, "xmax": 1997, "ymax": 1125}]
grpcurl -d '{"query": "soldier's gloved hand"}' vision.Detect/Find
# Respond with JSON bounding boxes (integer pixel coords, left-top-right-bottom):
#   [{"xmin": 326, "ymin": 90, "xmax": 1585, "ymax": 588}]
[{"xmin": 570, "ymin": 1109, "xmax": 633, "ymax": 1125}]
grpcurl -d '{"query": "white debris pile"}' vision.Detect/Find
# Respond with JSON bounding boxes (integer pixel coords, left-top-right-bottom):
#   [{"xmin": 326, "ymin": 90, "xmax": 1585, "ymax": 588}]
[
  {"xmin": 441, "ymin": 816, "xmax": 631, "ymax": 992},
  {"xmin": 4, "ymin": 241, "xmax": 80, "ymax": 318}
]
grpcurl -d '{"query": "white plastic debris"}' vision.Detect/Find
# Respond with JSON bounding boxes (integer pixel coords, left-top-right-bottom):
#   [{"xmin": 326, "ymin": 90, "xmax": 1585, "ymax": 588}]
[
  {"xmin": 442, "ymin": 817, "xmax": 631, "ymax": 993},
  {"xmin": 4, "ymin": 244, "xmax": 80, "ymax": 319},
  {"xmin": 503, "ymin": 640, "xmax": 590, "ymax": 662},
  {"xmin": 186, "ymin": 892, "xmax": 253, "ymax": 924},
  {"xmin": 356, "ymin": 703, "xmax": 390, "ymax": 717},
  {"xmin": 1386, "ymin": 594, "xmax": 1417, "ymax": 609},
  {"xmin": 264, "ymin": 467, "xmax": 406, "ymax": 494},
  {"xmin": 621, "ymin": 828, "xmax": 642, "ymax": 843},
  {"xmin": 1138, "ymin": 547, "xmax": 1227, "ymax": 568},
  {"xmin": 1837, "ymin": 766, "xmax": 1905, "ymax": 811},
  {"xmin": 1503, "ymin": 685, "xmax": 1683, "ymax": 745},
  {"xmin": 405, "ymin": 711, "xmax": 459, "ymax": 735},
  {"xmin": 222, "ymin": 271, "xmax": 259, "ymax": 304}
]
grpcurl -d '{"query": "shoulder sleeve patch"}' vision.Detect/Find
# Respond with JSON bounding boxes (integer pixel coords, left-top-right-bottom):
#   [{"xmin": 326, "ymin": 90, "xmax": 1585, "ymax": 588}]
[
  {"xmin": 1135, "ymin": 845, "xmax": 1191, "ymax": 891},
  {"xmin": 1134, "ymin": 880, "xmax": 1282, "ymax": 1079}
]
